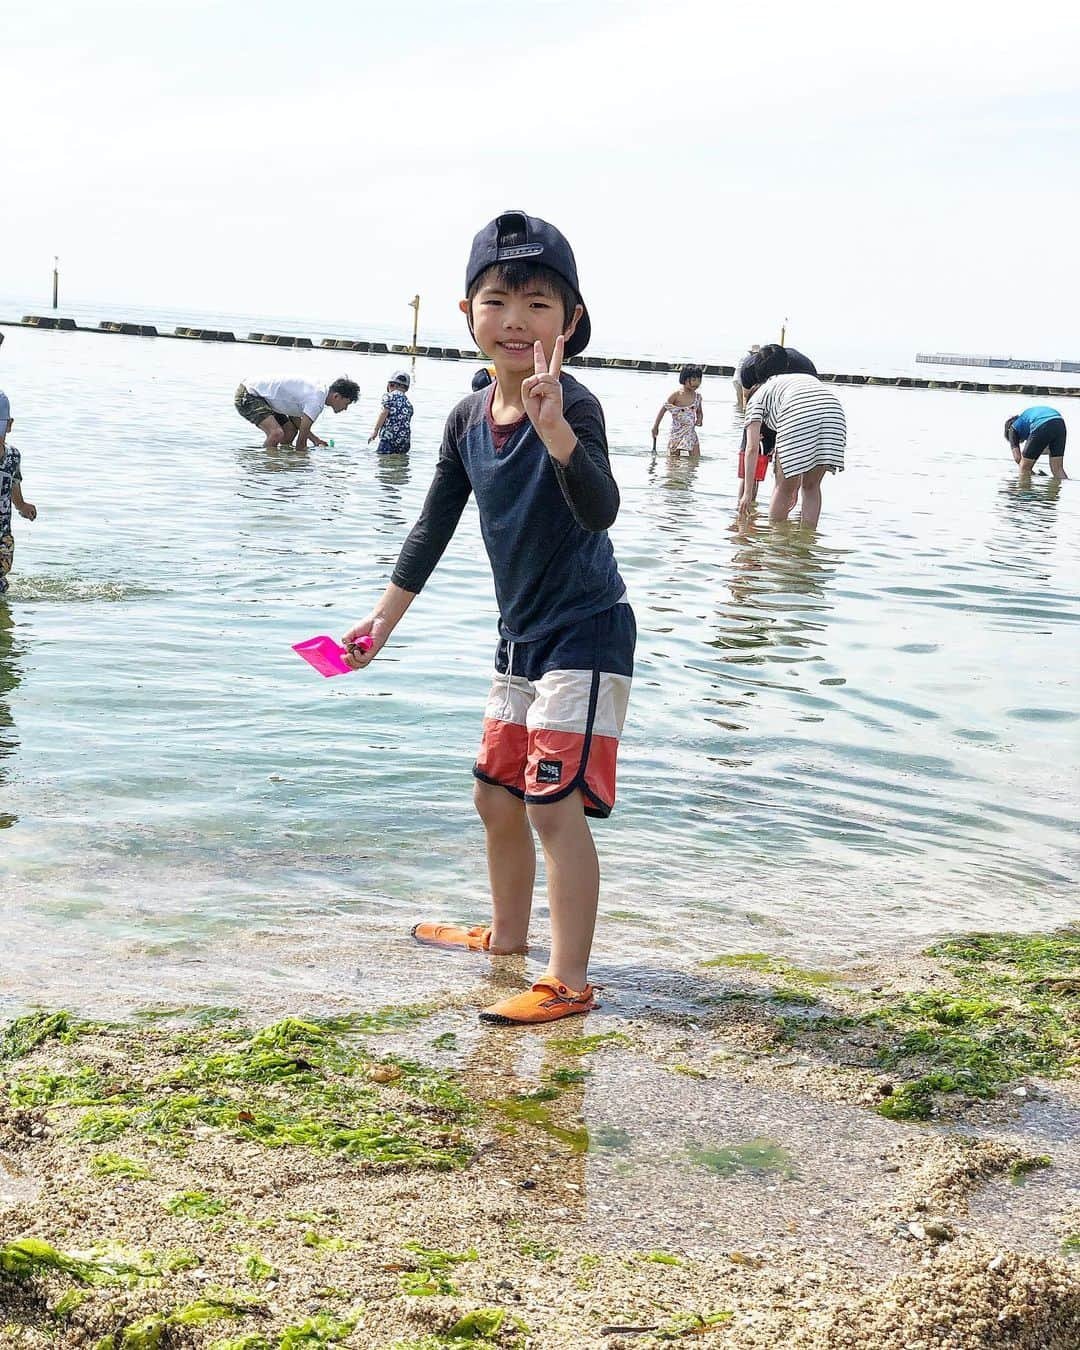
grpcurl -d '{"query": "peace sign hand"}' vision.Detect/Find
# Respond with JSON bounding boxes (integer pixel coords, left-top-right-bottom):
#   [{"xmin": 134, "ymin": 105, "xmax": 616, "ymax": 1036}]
[{"xmin": 521, "ymin": 336, "xmax": 566, "ymax": 444}]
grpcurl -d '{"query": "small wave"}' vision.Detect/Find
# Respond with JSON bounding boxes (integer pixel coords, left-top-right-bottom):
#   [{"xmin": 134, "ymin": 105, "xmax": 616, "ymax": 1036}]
[{"xmin": 7, "ymin": 575, "xmax": 168, "ymax": 603}]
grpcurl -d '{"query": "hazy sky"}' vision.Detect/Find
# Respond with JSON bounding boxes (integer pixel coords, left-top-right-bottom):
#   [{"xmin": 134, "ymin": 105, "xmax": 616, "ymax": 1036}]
[{"xmin": 4, "ymin": 0, "xmax": 1078, "ymax": 364}]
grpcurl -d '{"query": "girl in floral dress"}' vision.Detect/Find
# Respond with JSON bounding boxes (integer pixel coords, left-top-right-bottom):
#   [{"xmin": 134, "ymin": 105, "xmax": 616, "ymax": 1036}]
[{"xmin": 651, "ymin": 365, "xmax": 703, "ymax": 456}]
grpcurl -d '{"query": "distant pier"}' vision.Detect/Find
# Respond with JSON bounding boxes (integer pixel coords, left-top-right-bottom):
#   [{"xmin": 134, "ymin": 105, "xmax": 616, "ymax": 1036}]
[
  {"xmin": 3, "ymin": 317, "xmax": 1079, "ymax": 397},
  {"xmin": 917, "ymin": 351, "xmax": 1080, "ymax": 375}
]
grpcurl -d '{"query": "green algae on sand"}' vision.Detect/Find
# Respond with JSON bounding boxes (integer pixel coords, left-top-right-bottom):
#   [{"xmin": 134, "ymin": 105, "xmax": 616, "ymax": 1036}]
[
  {"xmin": 94, "ymin": 1292, "xmax": 262, "ymax": 1347},
  {"xmin": 162, "ymin": 1190, "xmax": 230, "ymax": 1220},
  {"xmin": 0, "ymin": 1005, "xmax": 472, "ymax": 1347},
  {"xmin": 686, "ymin": 1137, "xmax": 797, "ymax": 1179},
  {"xmin": 7, "ymin": 1012, "xmax": 475, "ymax": 1172},
  {"xmin": 1, "ymin": 1012, "xmax": 73, "ymax": 1061},
  {"xmin": 397, "ymin": 1242, "xmax": 478, "ymax": 1298},
  {"xmin": 871, "ymin": 928, "xmax": 1079, "ymax": 1119},
  {"xmin": 90, "ymin": 1154, "xmax": 152, "ymax": 1180},
  {"xmin": 699, "ymin": 927, "xmax": 1079, "ymax": 1121},
  {"xmin": 1, "ymin": 941, "xmax": 1077, "ymax": 1348},
  {"xmin": 389, "ymin": 1308, "xmax": 528, "ymax": 1350},
  {"xmin": 486, "ymin": 1089, "xmax": 590, "ymax": 1155},
  {"xmin": 0, "ymin": 1238, "xmax": 198, "ymax": 1288},
  {"xmin": 700, "ymin": 953, "xmax": 843, "ymax": 986}
]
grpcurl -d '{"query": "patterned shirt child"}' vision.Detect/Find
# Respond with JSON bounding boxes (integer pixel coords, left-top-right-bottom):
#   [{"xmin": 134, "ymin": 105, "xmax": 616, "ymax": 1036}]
[
  {"xmin": 377, "ymin": 390, "xmax": 414, "ymax": 454},
  {"xmin": 0, "ymin": 444, "xmax": 23, "ymax": 593}
]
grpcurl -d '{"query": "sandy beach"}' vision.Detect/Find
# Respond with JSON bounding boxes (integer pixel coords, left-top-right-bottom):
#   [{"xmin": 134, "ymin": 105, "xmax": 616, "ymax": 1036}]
[{"xmin": 1, "ymin": 927, "xmax": 1076, "ymax": 1348}]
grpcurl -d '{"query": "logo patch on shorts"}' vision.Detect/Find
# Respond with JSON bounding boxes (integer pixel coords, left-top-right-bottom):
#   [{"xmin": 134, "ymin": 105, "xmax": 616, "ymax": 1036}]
[{"xmin": 536, "ymin": 759, "xmax": 563, "ymax": 785}]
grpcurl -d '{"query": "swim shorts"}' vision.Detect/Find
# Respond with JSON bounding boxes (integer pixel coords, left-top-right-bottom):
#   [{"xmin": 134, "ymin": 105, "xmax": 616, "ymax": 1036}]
[
  {"xmin": 234, "ymin": 384, "xmax": 293, "ymax": 429},
  {"xmin": 473, "ymin": 602, "xmax": 635, "ymax": 819},
  {"xmin": 1022, "ymin": 417, "xmax": 1066, "ymax": 461}
]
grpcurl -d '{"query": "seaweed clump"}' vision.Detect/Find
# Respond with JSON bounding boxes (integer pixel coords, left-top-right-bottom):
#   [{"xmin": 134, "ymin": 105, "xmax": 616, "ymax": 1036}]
[
  {"xmin": 699, "ymin": 928, "xmax": 1079, "ymax": 1121},
  {"xmin": 5, "ymin": 1013, "xmax": 474, "ymax": 1172},
  {"xmin": 872, "ymin": 929, "xmax": 1079, "ymax": 1119}
]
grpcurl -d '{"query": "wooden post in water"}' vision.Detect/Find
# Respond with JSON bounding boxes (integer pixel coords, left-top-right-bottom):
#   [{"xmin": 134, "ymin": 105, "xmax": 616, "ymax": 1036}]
[
  {"xmin": 52, "ymin": 257, "xmax": 59, "ymax": 310},
  {"xmin": 779, "ymin": 316, "xmax": 787, "ymax": 346},
  {"xmin": 408, "ymin": 294, "xmax": 420, "ymax": 354}
]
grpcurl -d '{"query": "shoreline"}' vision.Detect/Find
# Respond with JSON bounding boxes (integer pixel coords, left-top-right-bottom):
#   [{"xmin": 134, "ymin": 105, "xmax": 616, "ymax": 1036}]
[{"xmin": 0, "ymin": 926, "xmax": 1077, "ymax": 1348}]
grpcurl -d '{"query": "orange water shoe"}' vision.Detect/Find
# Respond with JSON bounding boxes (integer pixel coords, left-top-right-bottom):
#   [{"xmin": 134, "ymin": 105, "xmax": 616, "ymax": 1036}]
[
  {"xmin": 410, "ymin": 922, "xmax": 527, "ymax": 956},
  {"xmin": 479, "ymin": 977, "xmax": 597, "ymax": 1025}
]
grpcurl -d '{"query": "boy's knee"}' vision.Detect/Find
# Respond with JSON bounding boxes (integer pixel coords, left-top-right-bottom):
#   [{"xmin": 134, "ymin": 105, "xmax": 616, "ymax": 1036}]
[
  {"xmin": 527, "ymin": 793, "xmax": 586, "ymax": 842},
  {"xmin": 473, "ymin": 779, "xmax": 522, "ymax": 826}
]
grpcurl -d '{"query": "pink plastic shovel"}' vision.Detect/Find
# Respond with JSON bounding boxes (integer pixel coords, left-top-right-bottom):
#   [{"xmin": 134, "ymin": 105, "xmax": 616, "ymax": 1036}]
[{"xmin": 292, "ymin": 633, "xmax": 373, "ymax": 677}]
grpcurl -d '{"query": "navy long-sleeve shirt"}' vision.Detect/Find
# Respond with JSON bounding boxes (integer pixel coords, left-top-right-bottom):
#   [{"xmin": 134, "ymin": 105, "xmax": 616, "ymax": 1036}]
[{"xmin": 391, "ymin": 376, "xmax": 626, "ymax": 642}]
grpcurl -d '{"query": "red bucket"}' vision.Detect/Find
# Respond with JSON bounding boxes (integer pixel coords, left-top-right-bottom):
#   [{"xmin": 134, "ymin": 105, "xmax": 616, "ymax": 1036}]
[{"xmin": 738, "ymin": 450, "xmax": 769, "ymax": 482}]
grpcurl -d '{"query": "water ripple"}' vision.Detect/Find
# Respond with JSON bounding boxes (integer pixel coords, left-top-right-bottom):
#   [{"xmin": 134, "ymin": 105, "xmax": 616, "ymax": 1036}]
[{"xmin": 1, "ymin": 341, "xmax": 1078, "ymax": 1012}]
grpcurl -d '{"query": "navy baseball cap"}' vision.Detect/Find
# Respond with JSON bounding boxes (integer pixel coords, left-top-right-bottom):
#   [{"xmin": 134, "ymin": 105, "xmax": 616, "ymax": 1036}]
[
  {"xmin": 465, "ymin": 210, "xmax": 591, "ymax": 357},
  {"xmin": 470, "ymin": 367, "xmax": 494, "ymax": 392}
]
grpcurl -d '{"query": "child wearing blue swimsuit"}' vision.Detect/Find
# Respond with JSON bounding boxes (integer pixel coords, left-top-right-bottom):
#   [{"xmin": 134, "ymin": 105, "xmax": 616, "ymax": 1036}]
[{"xmin": 369, "ymin": 372, "xmax": 414, "ymax": 455}]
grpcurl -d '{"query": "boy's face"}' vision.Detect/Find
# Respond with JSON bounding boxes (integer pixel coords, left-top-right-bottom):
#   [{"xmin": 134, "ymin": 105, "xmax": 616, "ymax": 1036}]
[
  {"xmin": 326, "ymin": 392, "xmax": 353, "ymax": 414},
  {"xmin": 461, "ymin": 283, "xmax": 582, "ymax": 376}
]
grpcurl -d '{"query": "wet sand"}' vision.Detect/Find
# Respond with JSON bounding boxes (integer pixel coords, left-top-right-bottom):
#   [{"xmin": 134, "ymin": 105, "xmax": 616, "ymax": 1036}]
[{"xmin": 0, "ymin": 933, "xmax": 1078, "ymax": 1348}]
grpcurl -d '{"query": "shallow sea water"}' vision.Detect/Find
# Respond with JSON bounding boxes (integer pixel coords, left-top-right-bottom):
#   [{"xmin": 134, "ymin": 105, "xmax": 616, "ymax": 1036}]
[{"xmin": 1, "ymin": 327, "xmax": 1078, "ymax": 1018}]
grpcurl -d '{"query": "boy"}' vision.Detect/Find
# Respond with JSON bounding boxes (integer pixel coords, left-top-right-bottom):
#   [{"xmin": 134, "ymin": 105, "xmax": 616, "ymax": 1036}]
[
  {"xmin": 368, "ymin": 371, "xmax": 414, "ymax": 454},
  {"xmin": 234, "ymin": 374, "xmax": 359, "ymax": 449},
  {"xmin": 0, "ymin": 392, "xmax": 38, "ymax": 596},
  {"xmin": 342, "ymin": 210, "xmax": 635, "ymax": 1025}
]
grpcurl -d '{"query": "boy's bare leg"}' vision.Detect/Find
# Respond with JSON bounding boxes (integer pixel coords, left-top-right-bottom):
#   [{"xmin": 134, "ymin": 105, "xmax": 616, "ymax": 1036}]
[
  {"xmin": 1018, "ymin": 458, "xmax": 1034, "ymax": 484},
  {"xmin": 798, "ymin": 465, "xmax": 828, "ymax": 527},
  {"xmin": 258, "ymin": 415, "xmax": 285, "ymax": 448},
  {"xmin": 527, "ymin": 790, "xmax": 598, "ymax": 992},
  {"xmin": 279, "ymin": 419, "xmax": 300, "ymax": 447},
  {"xmin": 473, "ymin": 781, "xmax": 535, "ymax": 952},
  {"xmin": 1049, "ymin": 456, "xmax": 1068, "ymax": 481}
]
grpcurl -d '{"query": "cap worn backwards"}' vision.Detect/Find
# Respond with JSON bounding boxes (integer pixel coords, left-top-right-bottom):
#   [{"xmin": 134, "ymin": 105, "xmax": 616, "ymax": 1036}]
[
  {"xmin": 389, "ymin": 370, "xmax": 411, "ymax": 388},
  {"xmin": 465, "ymin": 209, "xmax": 591, "ymax": 358},
  {"xmin": 470, "ymin": 367, "xmax": 494, "ymax": 392}
]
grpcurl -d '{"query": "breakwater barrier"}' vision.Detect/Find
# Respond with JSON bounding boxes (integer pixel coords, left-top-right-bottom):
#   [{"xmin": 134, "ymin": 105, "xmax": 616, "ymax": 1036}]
[
  {"xmin": 4, "ymin": 317, "xmax": 1079, "ymax": 397},
  {"xmin": 917, "ymin": 351, "xmax": 1080, "ymax": 374}
]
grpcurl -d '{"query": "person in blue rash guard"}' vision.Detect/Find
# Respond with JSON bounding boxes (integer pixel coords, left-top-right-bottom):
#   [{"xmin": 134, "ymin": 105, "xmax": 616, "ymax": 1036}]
[{"xmin": 1005, "ymin": 407, "xmax": 1067, "ymax": 482}]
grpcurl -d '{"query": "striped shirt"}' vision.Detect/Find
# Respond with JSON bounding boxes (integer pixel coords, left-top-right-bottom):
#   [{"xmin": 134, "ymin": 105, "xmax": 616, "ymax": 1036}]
[{"xmin": 744, "ymin": 374, "xmax": 846, "ymax": 478}]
